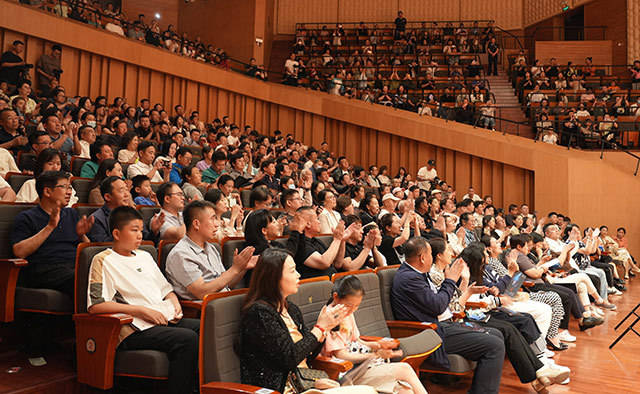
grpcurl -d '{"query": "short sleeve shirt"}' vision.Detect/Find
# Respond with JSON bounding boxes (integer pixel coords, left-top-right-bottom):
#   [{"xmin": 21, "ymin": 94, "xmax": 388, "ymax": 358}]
[
  {"xmin": 88, "ymin": 248, "xmax": 175, "ymax": 341},
  {"xmin": 165, "ymin": 236, "xmax": 228, "ymax": 300},
  {"xmin": 156, "ymin": 209, "xmax": 184, "ymax": 238},
  {"xmin": 0, "ymin": 51, "xmax": 23, "ymax": 85},
  {"xmin": 297, "ymin": 235, "xmax": 337, "ymax": 279},
  {"xmin": 11, "ymin": 206, "xmax": 80, "ymax": 278},
  {"xmin": 379, "ymin": 235, "xmax": 404, "ymax": 266},
  {"xmin": 516, "ymin": 251, "xmax": 543, "ymax": 284}
]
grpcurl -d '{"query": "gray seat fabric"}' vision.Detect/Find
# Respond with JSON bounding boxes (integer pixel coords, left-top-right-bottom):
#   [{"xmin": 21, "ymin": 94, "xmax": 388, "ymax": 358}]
[
  {"xmin": 221, "ymin": 239, "xmax": 245, "ymax": 289},
  {"xmin": 114, "ymin": 350, "xmax": 169, "ymax": 378},
  {"xmin": 71, "ymin": 157, "xmax": 90, "ymax": 177},
  {"xmin": 158, "ymin": 242, "xmax": 177, "ymax": 274},
  {"xmin": 202, "ymin": 292, "xmax": 246, "ymax": 384},
  {"xmin": 139, "ymin": 206, "xmax": 161, "ymax": 228},
  {"xmin": 397, "ymin": 330, "xmax": 442, "ymax": 360},
  {"xmin": 376, "ymin": 267, "xmax": 398, "ymax": 321},
  {"xmin": 75, "ymin": 205, "xmax": 101, "ymax": 218},
  {"xmin": 315, "ymin": 235, "xmax": 333, "ymax": 248},
  {"xmin": 0, "ymin": 203, "xmax": 36, "ymax": 259},
  {"xmin": 287, "ymin": 279, "xmax": 334, "ymax": 328},
  {"xmin": 72, "ymin": 178, "xmax": 92, "ymax": 204},
  {"xmin": 14, "ymin": 287, "xmax": 73, "ymax": 313},
  {"xmin": 7, "ymin": 174, "xmax": 33, "ymax": 193},
  {"xmin": 351, "ymin": 272, "xmax": 392, "ymax": 338}
]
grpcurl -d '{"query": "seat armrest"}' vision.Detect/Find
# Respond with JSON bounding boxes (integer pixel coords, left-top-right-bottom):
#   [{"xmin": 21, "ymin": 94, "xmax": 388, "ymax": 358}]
[
  {"xmin": 359, "ymin": 336, "xmax": 400, "ymax": 349},
  {"xmin": 522, "ymin": 281, "xmax": 535, "ymax": 288},
  {"xmin": 180, "ymin": 299, "xmax": 203, "ymax": 318},
  {"xmin": 73, "ymin": 313, "xmax": 133, "ymax": 390},
  {"xmin": 309, "ymin": 355, "xmax": 353, "ymax": 380},
  {"xmin": 201, "ymin": 382, "xmax": 280, "ymax": 394},
  {"xmin": 0, "ymin": 258, "xmax": 28, "ymax": 322},
  {"xmin": 386, "ymin": 320, "xmax": 437, "ymax": 338},
  {"xmin": 465, "ymin": 301, "xmax": 488, "ymax": 309}
]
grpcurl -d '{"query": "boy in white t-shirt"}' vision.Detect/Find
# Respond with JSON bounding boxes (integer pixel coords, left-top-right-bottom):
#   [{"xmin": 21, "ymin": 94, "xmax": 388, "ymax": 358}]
[{"xmin": 87, "ymin": 206, "xmax": 199, "ymax": 394}]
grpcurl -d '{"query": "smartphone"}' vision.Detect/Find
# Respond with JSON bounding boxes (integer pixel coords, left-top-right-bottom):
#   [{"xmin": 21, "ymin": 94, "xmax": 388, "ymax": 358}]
[{"xmin": 593, "ymin": 228, "xmax": 600, "ymax": 238}]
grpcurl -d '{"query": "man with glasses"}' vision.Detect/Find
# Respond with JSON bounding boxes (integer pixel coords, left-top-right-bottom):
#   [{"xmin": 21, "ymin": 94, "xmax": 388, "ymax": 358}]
[
  {"xmin": 21, "ymin": 131, "xmax": 52, "ymax": 173},
  {"xmin": 11, "ymin": 171, "xmax": 94, "ymax": 298},
  {"xmin": 155, "ymin": 182, "xmax": 186, "ymax": 242}
]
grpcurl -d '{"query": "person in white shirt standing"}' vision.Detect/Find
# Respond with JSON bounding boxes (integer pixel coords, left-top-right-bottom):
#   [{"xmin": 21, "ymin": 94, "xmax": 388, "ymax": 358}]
[{"xmin": 416, "ymin": 159, "xmax": 437, "ymax": 190}]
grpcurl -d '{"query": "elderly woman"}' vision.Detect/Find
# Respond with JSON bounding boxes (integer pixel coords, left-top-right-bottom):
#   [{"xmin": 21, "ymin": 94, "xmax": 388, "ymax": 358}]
[
  {"xmin": 318, "ymin": 190, "xmax": 342, "ymax": 234},
  {"xmin": 204, "ymin": 188, "xmax": 243, "ymax": 242}
]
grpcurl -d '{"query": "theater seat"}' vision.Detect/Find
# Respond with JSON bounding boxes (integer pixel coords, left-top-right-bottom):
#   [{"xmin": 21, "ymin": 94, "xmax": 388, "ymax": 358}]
[
  {"xmin": 375, "ymin": 266, "xmax": 476, "ymax": 375},
  {"xmin": 73, "ymin": 242, "xmax": 169, "ymax": 390},
  {"xmin": 220, "ymin": 237, "xmax": 247, "ymax": 289},
  {"xmin": 286, "ymin": 276, "xmax": 333, "ymax": 328},
  {"xmin": 0, "ymin": 202, "xmax": 73, "ymax": 322},
  {"xmin": 114, "ymin": 350, "xmax": 169, "ymax": 378},
  {"xmin": 71, "ymin": 177, "xmax": 93, "ymax": 204},
  {"xmin": 14, "ymin": 287, "xmax": 73, "ymax": 313}
]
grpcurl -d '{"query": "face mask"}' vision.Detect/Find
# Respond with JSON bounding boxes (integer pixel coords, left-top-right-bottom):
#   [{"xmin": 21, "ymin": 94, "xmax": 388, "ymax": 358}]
[
  {"xmin": 288, "ymin": 184, "xmax": 296, "ymax": 190},
  {"xmin": 87, "ymin": 121, "xmax": 97, "ymax": 128}
]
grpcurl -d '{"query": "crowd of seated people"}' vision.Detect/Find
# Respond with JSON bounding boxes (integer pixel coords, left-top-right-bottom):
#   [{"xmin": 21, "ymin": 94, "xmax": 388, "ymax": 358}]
[
  {"xmin": 509, "ymin": 53, "xmax": 640, "ymax": 148},
  {"xmin": 283, "ymin": 14, "xmax": 500, "ymax": 127},
  {"xmin": 0, "ymin": 76, "xmax": 638, "ymax": 393},
  {"xmin": 14, "ymin": 0, "xmax": 242, "ymax": 73}
]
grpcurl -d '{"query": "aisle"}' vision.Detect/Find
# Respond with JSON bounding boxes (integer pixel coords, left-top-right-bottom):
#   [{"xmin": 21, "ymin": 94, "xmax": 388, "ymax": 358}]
[{"xmin": 425, "ymin": 277, "xmax": 640, "ymax": 393}]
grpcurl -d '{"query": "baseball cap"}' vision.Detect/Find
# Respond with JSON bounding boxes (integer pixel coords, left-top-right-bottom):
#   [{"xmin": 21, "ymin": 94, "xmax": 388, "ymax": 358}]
[{"xmin": 382, "ymin": 193, "xmax": 401, "ymax": 202}]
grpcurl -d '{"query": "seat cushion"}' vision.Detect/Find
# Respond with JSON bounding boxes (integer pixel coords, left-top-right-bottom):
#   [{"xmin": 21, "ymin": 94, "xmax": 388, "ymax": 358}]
[
  {"xmin": 14, "ymin": 287, "xmax": 73, "ymax": 313},
  {"xmin": 421, "ymin": 354, "xmax": 476, "ymax": 373},
  {"xmin": 115, "ymin": 350, "xmax": 169, "ymax": 378},
  {"xmin": 397, "ymin": 329, "xmax": 442, "ymax": 358}
]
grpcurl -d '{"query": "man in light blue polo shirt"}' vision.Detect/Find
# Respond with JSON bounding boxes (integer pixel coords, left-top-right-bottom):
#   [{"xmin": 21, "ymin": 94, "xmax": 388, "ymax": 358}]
[{"xmin": 165, "ymin": 200, "xmax": 257, "ymax": 300}]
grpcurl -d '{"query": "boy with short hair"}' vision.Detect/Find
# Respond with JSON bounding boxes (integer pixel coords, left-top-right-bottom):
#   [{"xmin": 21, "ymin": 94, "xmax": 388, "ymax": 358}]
[
  {"xmin": 87, "ymin": 206, "xmax": 198, "ymax": 394},
  {"xmin": 131, "ymin": 174, "xmax": 157, "ymax": 206}
]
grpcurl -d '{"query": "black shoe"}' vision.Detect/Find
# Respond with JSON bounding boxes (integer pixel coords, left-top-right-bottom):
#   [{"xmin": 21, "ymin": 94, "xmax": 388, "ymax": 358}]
[
  {"xmin": 546, "ymin": 338, "xmax": 569, "ymax": 351},
  {"xmin": 629, "ymin": 271, "xmax": 636, "ymax": 277},
  {"xmin": 615, "ymin": 284, "xmax": 627, "ymax": 292},
  {"xmin": 580, "ymin": 316, "xmax": 604, "ymax": 331}
]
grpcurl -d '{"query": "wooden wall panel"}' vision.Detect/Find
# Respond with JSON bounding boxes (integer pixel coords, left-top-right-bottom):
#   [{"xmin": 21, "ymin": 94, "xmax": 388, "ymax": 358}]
[
  {"xmin": 523, "ymin": 0, "xmax": 596, "ymax": 27},
  {"xmin": 337, "ymin": 0, "xmax": 395, "ymax": 23},
  {"xmin": 460, "ymin": 0, "xmax": 523, "ymax": 31},
  {"xmin": 398, "ymin": 0, "xmax": 460, "ymax": 22},
  {"xmin": 535, "ymin": 41, "xmax": 612, "ymax": 66},
  {"xmin": 629, "ymin": 0, "xmax": 640, "ymax": 62},
  {"xmin": 583, "ymin": 0, "xmax": 627, "ymax": 67},
  {"xmin": 121, "ymin": 0, "xmax": 179, "ymax": 32},
  {"xmin": 276, "ymin": 0, "xmax": 339, "ymax": 34}
]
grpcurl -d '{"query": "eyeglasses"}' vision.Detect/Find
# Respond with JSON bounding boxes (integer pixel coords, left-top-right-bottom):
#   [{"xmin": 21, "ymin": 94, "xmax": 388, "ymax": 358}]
[{"xmin": 53, "ymin": 184, "xmax": 73, "ymax": 190}]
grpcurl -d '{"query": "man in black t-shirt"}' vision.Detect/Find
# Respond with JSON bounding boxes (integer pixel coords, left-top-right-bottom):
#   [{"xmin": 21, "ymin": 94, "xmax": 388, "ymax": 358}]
[
  {"xmin": 0, "ymin": 40, "xmax": 27, "ymax": 87},
  {"xmin": 294, "ymin": 206, "xmax": 353, "ymax": 278},
  {"xmin": 341, "ymin": 215, "xmax": 386, "ymax": 271},
  {"xmin": 486, "ymin": 37, "xmax": 499, "ymax": 76}
]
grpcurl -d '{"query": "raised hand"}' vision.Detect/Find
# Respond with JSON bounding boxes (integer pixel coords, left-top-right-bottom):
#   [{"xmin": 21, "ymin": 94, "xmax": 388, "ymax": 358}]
[
  {"xmin": 76, "ymin": 215, "xmax": 95, "ymax": 237},
  {"xmin": 150, "ymin": 211, "xmax": 165, "ymax": 234},
  {"xmin": 233, "ymin": 246, "xmax": 256, "ymax": 271},
  {"xmin": 332, "ymin": 220, "xmax": 345, "ymax": 240},
  {"xmin": 316, "ymin": 304, "xmax": 349, "ymax": 331},
  {"xmin": 47, "ymin": 205, "xmax": 61, "ymax": 229},
  {"xmin": 445, "ymin": 258, "xmax": 465, "ymax": 281}
]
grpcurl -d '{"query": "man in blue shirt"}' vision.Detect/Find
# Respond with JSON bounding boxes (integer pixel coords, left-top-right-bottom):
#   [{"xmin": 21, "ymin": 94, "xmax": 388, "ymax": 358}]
[
  {"xmin": 169, "ymin": 147, "xmax": 192, "ymax": 184},
  {"xmin": 12, "ymin": 171, "xmax": 94, "ymax": 297},
  {"xmin": 80, "ymin": 141, "xmax": 113, "ymax": 178},
  {"xmin": 87, "ymin": 176, "xmax": 162, "ymax": 243},
  {"xmin": 391, "ymin": 237, "xmax": 505, "ymax": 394}
]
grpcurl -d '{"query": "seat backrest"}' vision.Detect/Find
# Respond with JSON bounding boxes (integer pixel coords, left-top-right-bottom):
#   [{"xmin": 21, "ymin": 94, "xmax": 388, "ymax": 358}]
[
  {"xmin": 221, "ymin": 238, "xmax": 246, "ymax": 270},
  {"xmin": 200, "ymin": 289, "xmax": 248, "ymax": 386},
  {"xmin": 71, "ymin": 157, "xmax": 90, "ymax": 177},
  {"xmin": 6, "ymin": 173, "xmax": 33, "ymax": 193},
  {"xmin": 286, "ymin": 277, "xmax": 333, "ymax": 329},
  {"xmin": 138, "ymin": 206, "xmax": 161, "ymax": 226},
  {"xmin": 75, "ymin": 242, "xmax": 157, "ymax": 314},
  {"xmin": 376, "ymin": 266, "xmax": 399, "ymax": 321},
  {"xmin": 73, "ymin": 204, "xmax": 101, "ymax": 218},
  {"xmin": 157, "ymin": 240, "xmax": 177, "ymax": 273},
  {"xmin": 348, "ymin": 272, "xmax": 391, "ymax": 338},
  {"xmin": 71, "ymin": 177, "xmax": 92, "ymax": 204},
  {"xmin": 0, "ymin": 203, "xmax": 36, "ymax": 259},
  {"xmin": 240, "ymin": 189, "xmax": 251, "ymax": 207},
  {"xmin": 315, "ymin": 235, "xmax": 333, "ymax": 248}
]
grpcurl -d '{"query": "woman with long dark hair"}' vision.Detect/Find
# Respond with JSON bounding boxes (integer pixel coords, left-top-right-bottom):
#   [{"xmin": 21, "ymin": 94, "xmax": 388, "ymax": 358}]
[{"xmin": 238, "ymin": 248, "xmax": 373, "ymax": 393}]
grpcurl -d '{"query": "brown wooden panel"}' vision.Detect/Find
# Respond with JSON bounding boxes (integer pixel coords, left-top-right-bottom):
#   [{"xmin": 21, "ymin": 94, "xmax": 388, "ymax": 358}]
[{"xmin": 107, "ymin": 59, "xmax": 125, "ymax": 100}]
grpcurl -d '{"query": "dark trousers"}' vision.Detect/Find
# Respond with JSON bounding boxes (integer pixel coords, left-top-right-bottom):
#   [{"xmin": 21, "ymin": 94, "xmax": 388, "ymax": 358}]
[
  {"xmin": 478, "ymin": 317, "xmax": 543, "ymax": 383},
  {"xmin": 119, "ymin": 318, "xmax": 200, "ymax": 394},
  {"xmin": 531, "ymin": 283, "xmax": 584, "ymax": 329},
  {"xmin": 29, "ymin": 266, "xmax": 75, "ymax": 299},
  {"xmin": 591, "ymin": 261, "xmax": 614, "ymax": 286},
  {"xmin": 441, "ymin": 321, "xmax": 505, "ymax": 394},
  {"xmin": 488, "ymin": 55, "xmax": 498, "ymax": 75}
]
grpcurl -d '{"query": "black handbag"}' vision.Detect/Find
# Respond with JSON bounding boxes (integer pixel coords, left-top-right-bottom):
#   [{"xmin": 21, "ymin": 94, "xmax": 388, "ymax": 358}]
[{"xmin": 288, "ymin": 367, "xmax": 329, "ymax": 393}]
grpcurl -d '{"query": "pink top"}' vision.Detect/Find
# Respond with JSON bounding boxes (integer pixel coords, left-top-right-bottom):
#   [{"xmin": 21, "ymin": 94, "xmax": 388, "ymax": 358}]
[{"xmin": 321, "ymin": 313, "xmax": 360, "ymax": 357}]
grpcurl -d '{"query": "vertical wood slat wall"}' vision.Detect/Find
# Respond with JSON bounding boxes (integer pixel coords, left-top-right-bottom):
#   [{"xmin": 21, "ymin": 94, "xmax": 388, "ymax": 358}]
[{"xmin": 0, "ymin": 23, "xmax": 533, "ymax": 210}]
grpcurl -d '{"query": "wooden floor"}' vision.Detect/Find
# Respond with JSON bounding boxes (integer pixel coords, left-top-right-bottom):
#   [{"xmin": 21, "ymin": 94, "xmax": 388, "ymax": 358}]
[
  {"xmin": 0, "ymin": 278, "xmax": 638, "ymax": 393},
  {"xmin": 427, "ymin": 276, "xmax": 640, "ymax": 393}
]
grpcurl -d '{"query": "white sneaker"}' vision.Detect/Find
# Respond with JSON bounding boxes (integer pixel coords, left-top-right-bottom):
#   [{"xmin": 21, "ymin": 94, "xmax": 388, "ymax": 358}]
[
  {"xmin": 544, "ymin": 349, "xmax": 555, "ymax": 358},
  {"xmin": 558, "ymin": 330, "xmax": 576, "ymax": 342},
  {"xmin": 560, "ymin": 377, "xmax": 570, "ymax": 385}
]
